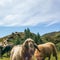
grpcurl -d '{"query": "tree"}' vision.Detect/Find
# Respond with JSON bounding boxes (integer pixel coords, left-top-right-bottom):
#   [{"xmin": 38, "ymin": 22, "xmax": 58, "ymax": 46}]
[
  {"xmin": 34, "ymin": 33, "xmax": 43, "ymax": 44},
  {"xmin": 24, "ymin": 28, "xmax": 31, "ymax": 39}
]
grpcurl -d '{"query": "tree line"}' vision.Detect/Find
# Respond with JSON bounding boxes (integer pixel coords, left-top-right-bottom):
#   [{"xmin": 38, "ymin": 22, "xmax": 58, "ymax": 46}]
[{"xmin": 10, "ymin": 28, "xmax": 43, "ymax": 45}]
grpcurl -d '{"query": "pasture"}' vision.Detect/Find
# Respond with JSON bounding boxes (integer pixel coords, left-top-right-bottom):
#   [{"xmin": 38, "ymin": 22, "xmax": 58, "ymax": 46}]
[{"xmin": 0, "ymin": 52, "xmax": 60, "ymax": 60}]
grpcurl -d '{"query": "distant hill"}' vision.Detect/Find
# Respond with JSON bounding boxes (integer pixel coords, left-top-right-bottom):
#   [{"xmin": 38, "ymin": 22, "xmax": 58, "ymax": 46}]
[
  {"xmin": 0, "ymin": 28, "xmax": 42, "ymax": 45},
  {"xmin": 0, "ymin": 29, "xmax": 60, "ymax": 50},
  {"xmin": 0, "ymin": 30, "xmax": 60, "ymax": 44},
  {"xmin": 0, "ymin": 32, "xmax": 36, "ymax": 43},
  {"xmin": 41, "ymin": 31, "xmax": 60, "ymax": 50},
  {"xmin": 42, "ymin": 31, "xmax": 60, "ymax": 44},
  {"xmin": 0, "ymin": 32, "xmax": 25, "ymax": 42}
]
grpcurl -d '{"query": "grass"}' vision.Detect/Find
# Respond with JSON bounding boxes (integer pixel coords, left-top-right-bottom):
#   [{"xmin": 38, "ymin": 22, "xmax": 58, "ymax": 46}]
[
  {"xmin": 0, "ymin": 57, "xmax": 9, "ymax": 60},
  {"xmin": 0, "ymin": 52, "xmax": 60, "ymax": 60},
  {"xmin": 45, "ymin": 52, "xmax": 60, "ymax": 60}
]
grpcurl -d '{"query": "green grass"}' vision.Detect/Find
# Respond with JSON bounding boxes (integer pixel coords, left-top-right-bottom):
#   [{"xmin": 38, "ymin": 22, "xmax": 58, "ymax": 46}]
[
  {"xmin": 45, "ymin": 52, "xmax": 60, "ymax": 60},
  {"xmin": 0, "ymin": 52, "xmax": 60, "ymax": 60},
  {"xmin": 0, "ymin": 57, "xmax": 9, "ymax": 60}
]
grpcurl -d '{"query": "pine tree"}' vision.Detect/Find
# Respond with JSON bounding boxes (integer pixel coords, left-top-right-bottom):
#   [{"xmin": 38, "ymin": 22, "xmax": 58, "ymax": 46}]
[
  {"xmin": 37, "ymin": 33, "xmax": 43, "ymax": 44},
  {"xmin": 24, "ymin": 28, "xmax": 31, "ymax": 39},
  {"xmin": 34, "ymin": 33, "xmax": 43, "ymax": 44}
]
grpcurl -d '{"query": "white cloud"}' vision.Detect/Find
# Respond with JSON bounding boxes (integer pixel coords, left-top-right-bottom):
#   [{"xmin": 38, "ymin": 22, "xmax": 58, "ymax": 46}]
[
  {"xmin": 0, "ymin": 0, "xmax": 60, "ymax": 27},
  {"xmin": 46, "ymin": 20, "xmax": 58, "ymax": 27},
  {"xmin": 0, "ymin": 0, "xmax": 12, "ymax": 6}
]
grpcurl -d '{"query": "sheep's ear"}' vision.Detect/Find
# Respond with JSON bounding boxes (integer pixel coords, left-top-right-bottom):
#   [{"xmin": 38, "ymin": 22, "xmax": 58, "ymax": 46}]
[
  {"xmin": 25, "ymin": 42, "xmax": 28, "ymax": 48},
  {"xmin": 34, "ymin": 43, "xmax": 40, "ymax": 52},
  {"xmin": 23, "ymin": 40, "xmax": 28, "ymax": 49}
]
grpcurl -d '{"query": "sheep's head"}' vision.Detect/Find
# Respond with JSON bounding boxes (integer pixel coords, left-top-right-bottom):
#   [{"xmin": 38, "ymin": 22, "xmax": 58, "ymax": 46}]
[
  {"xmin": 23, "ymin": 38, "xmax": 40, "ymax": 55},
  {"xmin": 34, "ymin": 49, "xmax": 44, "ymax": 60}
]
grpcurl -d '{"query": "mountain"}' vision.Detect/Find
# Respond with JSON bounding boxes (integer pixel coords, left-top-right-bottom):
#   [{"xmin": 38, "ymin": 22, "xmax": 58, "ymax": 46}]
[
  {"xmin": 0, "ymin": 31, "xmax": 37, "ymax": 45},
  {"xmin": 0, "ymin": 32, "xmax": 25, "ymax": 42},
  {"xmin": 0, "ymin": 30, "xmax": 60, "ymax": 44},
  {"xmin": 42, "ymin": 31, "xmax": 60, "ymax": 44},
  {"xmin": 0, "ymin": 30, "xmax": 60, "ymax": 50},
  {"xmin": 41, "ymin": 31, "xmax": 60, "ymax": 50}
]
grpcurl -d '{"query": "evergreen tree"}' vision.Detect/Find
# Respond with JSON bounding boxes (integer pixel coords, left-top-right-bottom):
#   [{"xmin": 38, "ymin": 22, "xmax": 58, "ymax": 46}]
[
  {"xmin": 24, "ymin": 28, "xmax": 31, "ymax": 39},
  {"xmin": 34, "ymin": 33, "xmax": 43, "ymax": 44},
  {"xmin": 37, "ymin": 33, "xmax": 43, "ymax": 44},
  {"xmin": 34, "ymin": 35, "xmax": 38, "ymax": 44}
]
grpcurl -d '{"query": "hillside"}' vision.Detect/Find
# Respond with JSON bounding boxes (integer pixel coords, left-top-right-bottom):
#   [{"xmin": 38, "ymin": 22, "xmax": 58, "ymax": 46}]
[
  {"xmin": 0, "ymin": 30, "xmax": 60, "ymax": 43},
  {"xmin": 0, "ymin": 28, "xmax": 42, "ymax": 45},
  {"xmin": 42, "ymin": 31, "xmax": 60, "ymax": 44},
  {"xmin": 41, "ymin": 31, "xmax": 60, "ymax": 50},
  {"xmin": 0, "ymin": 32, "xmax": 24, "ymax": 42},
  {"xmin": 0, "ymin": 29, "xmax": 60, "ymax": 50},
  {"xmin": 0, "ymin": 30, "xmax": 60, "ymax": 44}
]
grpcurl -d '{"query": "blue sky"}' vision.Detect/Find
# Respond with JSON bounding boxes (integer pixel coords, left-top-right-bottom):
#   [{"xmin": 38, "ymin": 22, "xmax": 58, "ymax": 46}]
[{"xmin": 0, "ymin": 0, "xmax": 60, "ymax": 37}]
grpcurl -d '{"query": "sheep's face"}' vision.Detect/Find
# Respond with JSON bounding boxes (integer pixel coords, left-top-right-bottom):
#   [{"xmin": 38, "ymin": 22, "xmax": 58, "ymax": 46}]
[
  {"xmin": 23, "ymin": 38, "xmax": 39, "ymax": 55},
  {"xmin": 34, "ymin": 50, "xmax": 44, "ymax": 60},
  {"xmin": 37, "ymin": 55, "xmax": 44, "ymax": 60},
  {"xmin": 28, "ymin": 40, "xmax": 35, "ymax": 55}
]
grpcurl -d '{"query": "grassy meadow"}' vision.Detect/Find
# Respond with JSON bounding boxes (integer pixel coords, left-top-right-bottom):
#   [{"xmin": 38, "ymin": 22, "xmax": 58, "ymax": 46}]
[{"xmin": 0, "ymin": 51, "xmax": 60, "ymax": 60}]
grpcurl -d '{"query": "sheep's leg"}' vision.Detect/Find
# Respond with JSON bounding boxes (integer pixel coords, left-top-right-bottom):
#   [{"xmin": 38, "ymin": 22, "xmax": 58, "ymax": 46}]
[
  {"xmin": 55, "ymin": 55, "xmax": 57, "ymax": 60},
  {"xmin": 6, "ymin": 51, "xmax": 9, "ymax": 57},
  {"xmin": 48, "ymin": 56, "xmax": 51, "ymax": 60},
  {"xmin": 0, "ymin": 49, "xmax": 2, "ymax": 58},
  {"xmin": 42, "ymin": 59, "xmax": 45, "ymax": 60}
]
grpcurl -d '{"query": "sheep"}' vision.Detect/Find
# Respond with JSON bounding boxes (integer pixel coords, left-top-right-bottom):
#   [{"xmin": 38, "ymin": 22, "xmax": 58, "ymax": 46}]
[
  {"xmin": 10, "ymin": 38, "xmax": 40, "ymax": 60},
  {"xmin": 34, "ymin": 42, "xmax": 57, "ymax": 60}
]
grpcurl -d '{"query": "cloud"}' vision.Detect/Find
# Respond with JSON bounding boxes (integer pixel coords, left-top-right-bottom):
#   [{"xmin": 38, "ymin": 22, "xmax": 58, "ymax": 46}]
[
  {"xmin": 0, "ymin": 0, "xmax": 12, "ymax": 6},
  {"xmin": 0, "ymin": 0, "xmax": 60, "ymax": 27}
]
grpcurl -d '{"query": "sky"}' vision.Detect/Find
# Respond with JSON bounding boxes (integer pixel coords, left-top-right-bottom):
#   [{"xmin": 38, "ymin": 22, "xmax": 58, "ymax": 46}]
[{"xmin": 0, "ymin": 0, "xmax": 60, "ymax": 37}]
